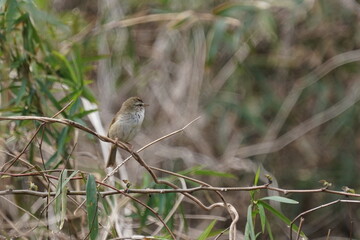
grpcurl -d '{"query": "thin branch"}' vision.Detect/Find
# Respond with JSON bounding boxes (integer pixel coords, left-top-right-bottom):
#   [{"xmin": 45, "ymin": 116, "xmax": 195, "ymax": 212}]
[
  {"xmin": 295, "ymin": 217, "xmax": 304, "ymax": 240},
  {"xmin": 140, "ymin": 116, "xmax": 201, "ymax": 152},
  {"xmin": 98, "ymin": 181, "xmax": 176, "ymax": 240},
  {"xmin": 0, "ymin": 116, "xmax": 131, "ymax": 152},
  {"xmin": 289, "ymin": 199, "xmax": 360, "ymax": 240},
  {"xmin": 1, "ymin": 180, "xmax": 359, "ymax": 199},
  {"xmin": 0, "ymin": 173, "xmax": 176, "ymax": 239},
  {"xmin": 104, "ymin": 116, "xmax": 201, "ymax": 181},
  {"xmin": 1, "ymin": 100, "xmax": 74, "ymax": 172},
  {"xmin": 326, "ymin": 229, "xmax": 331, "ymax": 240}
]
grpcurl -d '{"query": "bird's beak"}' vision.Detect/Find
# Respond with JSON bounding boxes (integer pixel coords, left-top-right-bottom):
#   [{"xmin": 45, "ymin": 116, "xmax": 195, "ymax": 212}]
[{"xmin": 143, "ymin": 103, "xmax": 149, "ymax": 107}]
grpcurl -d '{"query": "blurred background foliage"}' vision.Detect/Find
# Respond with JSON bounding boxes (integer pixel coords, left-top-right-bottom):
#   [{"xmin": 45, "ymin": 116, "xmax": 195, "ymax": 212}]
[{"xmin": 1, "ymin": 0, "xmax": 360, "ymax": 239}]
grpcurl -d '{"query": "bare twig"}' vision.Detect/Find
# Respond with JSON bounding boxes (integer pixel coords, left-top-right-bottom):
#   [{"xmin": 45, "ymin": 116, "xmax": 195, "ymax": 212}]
[
  {"xmin": 326, "ymin": 229, "xmax": 331, "ymax": 240},
  {"xmin": 2, "ymin": 175, "xmax": 360, "ymax": 199},
  {"xmin": 295, "ymin": 217, "xmax": 304, "ymax": 240},
  {"xmin": 0, "ymin": 115, "xmax": 131, "ymax": 152},
  {"xmin": 98, "ymin": 181, "xmax": 176, "ymax": 240},
  {"xmin": 4, "ymin": 114, "xmax": 360, "ymax": 240},
  {"xmin": 289, "ymin": 199, "xmax": 360, "ymax": 240},
  {"xmin": 1, "ymin": 100, "xmax": 74, "ymax": 172},
  {"xmin": 0, "ymin": 171, "xmax": 176, "ymax": 239},
  {"xmin": 104, "ymin": 116, "xmax": 201, "ymax": 181}
]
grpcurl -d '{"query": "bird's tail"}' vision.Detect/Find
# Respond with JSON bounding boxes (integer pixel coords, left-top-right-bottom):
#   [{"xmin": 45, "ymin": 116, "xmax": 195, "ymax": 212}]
[{"xmin": 106, "ymin": 144, "xmax": 117, "ymax": 167}]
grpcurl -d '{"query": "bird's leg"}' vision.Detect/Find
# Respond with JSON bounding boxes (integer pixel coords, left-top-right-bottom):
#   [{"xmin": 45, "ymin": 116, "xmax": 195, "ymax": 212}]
[
  {"xmin": 125, "ymin": 142, "xmax": 134, "ymax": 153},
  {"xmin": 114, "ymin": 138, "xmax": 133, "ymax": 152}
]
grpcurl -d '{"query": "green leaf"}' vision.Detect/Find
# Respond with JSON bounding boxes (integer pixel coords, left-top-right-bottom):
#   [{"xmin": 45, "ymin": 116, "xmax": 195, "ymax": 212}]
[
  {"xmin": 36, "ymin": 79, "xmax": 66, "ymax": 116},
  {"xmin": 98, "ymin": 194, "xmax": 111, "ymax": 216},
  {"xmin": 21, "ymin": 1, "xmax": 67, "ymax": 30},
  {"xmin": 193, "ymin": 169, "xmax": 236, "ymax": 179},
  {"xmin": 45, "ymin": 127, "xmax": 70, "ymax": 168},
  {"xmin": 55, "ymin": 169, "xmax": 67, "ymax": 230},
  {"xmin": 259, "ymin": 200, "xmax": 306, "ymax": 238},
  {"xmin": 254, "ymin": 167, "xmax": 261, "ymax": 186},
  {"xmin": 177, "ymin": 165, "xmax": 203, "ymax": 176},
  {"xmin": 14, "ymin": 78, "xmax": 27, "ymax": 105},
  {"xmin": 52, "ymin": 51, "xmax": 79, "ymax": 84},
  {"xmin": 258, "ymin": 203, "xmax": 266, "ymax": 233},
  {"xmin": 82, "ymin": 86, "xmax": 97, "ymax": 103},
  {"xmin": 54, "ymin": 169, "xmax": 78, "ymax": 230},
  {"xmin": 260, "ymin": 196, "xmax": 299, "ymax": 204},
  {"xmin": 67, "ymin": 97, "xmax": 81, "ymax": 116},
  {"xmin": 258, "ymin": 200, "xmax": 291, "ymax": 223},
  {"xmin": 70, "ymin": 51, "xmax": 83, "ymax": 85},
  {"xmin": 72, "ymin": 109, "xmax": 98, "ymax": 119},
  {"xmin": 245, "ymin": 205, "xmax": 256, "ymax": 240},
  {"xmin": 207, "ymin": 19, "xmax": 227, "ymax": 63},
  {"xmin": 250, "ymin": 167, "xmax": 261, "ymax": 200},
  {"xmin": 55, "ymin": 169, "xmax": 79, "ymax": 193},
  {"xmin": 5, "ymin": 0, "xmax": 18, "ymax": 31},
  {"xmin": 86, "ymin": 174, "xmax": 99, "ymax": 240},
  {"xmin": 197, "ymin": 220, "xmax": 216, "ymax": 240},
  {"xmin": 265, "ymin": 217, "xmax": 274, "ymax": 240}
]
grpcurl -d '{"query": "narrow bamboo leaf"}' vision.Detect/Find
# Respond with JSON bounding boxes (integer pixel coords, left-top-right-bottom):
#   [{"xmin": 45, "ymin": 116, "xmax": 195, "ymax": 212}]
[
  {"xmin": 45, "ymin": 127, "xmax": 70, "ymax": 168},
  {"xmin": 98, "ymin": 194, "xmax": 111, "ymax": 216},
  {"xmin": 36, "ymin": 79, "xmax": 65, "ymax": 115},
  {"xmin": 86, "ymin": 174, "xmax": 99, "ymax": 240},
  {"xmin": 67, "ymin": 97, "xmax": 81, "ymax": 116},
  {"xmin": 5, "ymin": 0, "xmax": 18, "ymax": 31},
  {"xmin": 44, "ymin": 75, "xmax": 74, "ymax": 86},
  {"xmin": 82, "ymin": 86, "xmax": 97, "ymax": 103},
  {"xmin": 258, "ymin": 203, "xmax": 266, "ymax": 233},
  {"xmin": 244, "ymin": 222, "xmax": 249, "ymax": 240},
  {"xmin": 258, "ymin": 200, "xmax": 291, "ymax": 224},
  {"xmin": 52, "ymin": 51, "xmax": 79, "ymax": 83},
  {"xmin": 21, "ymin": 1, "xmax": 67, "ymax": 29},
  {"xmin": 55, "ymin": 169, "xmax": 67, "ymax": 230},
  {"xmin": 260, "ymin": 196, "xmax": 299, "ymax": 204},
  {"xmin": 58, "ymin": 89, "xmax": 82, "ymax": 106},
  {"xmin": 265, "ymin": 217, "xmax": 274, "ymax": 240},
  {"xmin": 259, "ymin": 200, "xmax": 306, "ymax": 238},
  {"xmin": 250, "ymin": 168, "xmax": 261, "ymax": 200},
  {"xmin": 254, "ymin": 167, "xmax": 261, "ymax": 186},
  {"xmin": 72, "ymin": 109, "xmax": 98, "ymax": 119},
  {"xmin": 197, "ymin": 219, "xmax": 216, "ymax": 240},
  {"xmin": 23, "ymin": 16, "xmax": 37, "ymax": 53},
  {"xmin": 246, "ymin": 205, "xmax": 256, "ymax": 240},
  {"xmin": 61, "ymin": 170, "xmax": 79, "ymax": 188},
  {"xmin": 70, "ymin": 51, "xmax": 83, "ymax": 85},
  {"xmin": 208, "ymin": 20, "xmax": 227, "ymax": 62},
  {"xmin": 177, "ymin": 166, "xmax": 203, "ymax": 176},
  {"xmin": 14, "ymin": 78, "xmax": 27, "ymax": 105}
]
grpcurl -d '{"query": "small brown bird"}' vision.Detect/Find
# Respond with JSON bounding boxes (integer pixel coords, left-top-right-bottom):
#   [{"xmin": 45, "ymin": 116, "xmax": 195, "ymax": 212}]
[{"xmin": 106, "ymin": 97, "xmax": 147, "ymax": 167}]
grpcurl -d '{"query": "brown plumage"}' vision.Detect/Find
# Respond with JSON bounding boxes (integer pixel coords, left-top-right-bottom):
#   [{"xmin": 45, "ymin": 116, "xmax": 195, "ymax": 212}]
[{"xmin": 106, "ymin": 97, "xmax": 147, "ymax": 167}]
